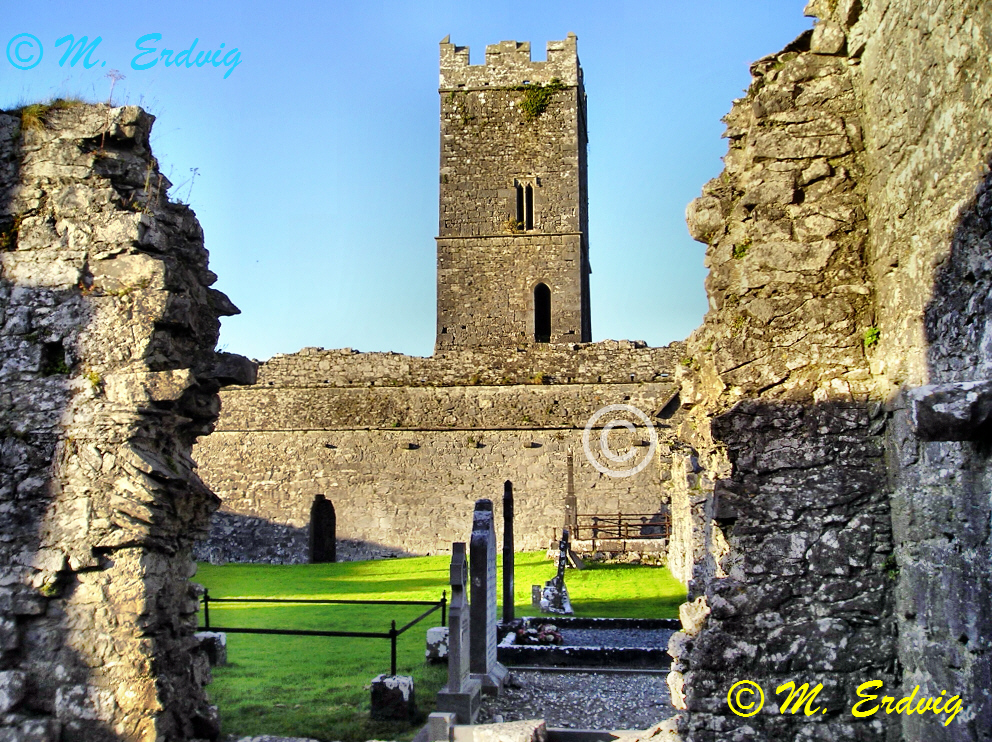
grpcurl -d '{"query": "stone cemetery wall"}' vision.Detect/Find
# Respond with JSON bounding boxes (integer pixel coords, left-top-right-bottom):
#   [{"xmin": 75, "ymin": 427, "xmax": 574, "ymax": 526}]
[
  {"xmin": 672, "ymin": 0, "xmax": 992, "ymax": 740},
  {"xmin": 193, "ymin": 342, "xmax": 686, "ymax": 562},
  {"xmin": 0, "ymin": 103, "xmax": 251, "ymax": 740}
]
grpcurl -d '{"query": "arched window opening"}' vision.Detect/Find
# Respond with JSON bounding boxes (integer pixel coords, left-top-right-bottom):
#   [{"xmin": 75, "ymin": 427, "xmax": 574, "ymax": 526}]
[
  {"xmin": 524, "ymin": 184, "xmax": 534, "ymax": 230},
  {"xmin": 515, "ymin": 184, "xmax": 524, "ymax": 228},
  {"xmin": 534, "ymin": 283, "xmax": 551, "ymax": 343}
]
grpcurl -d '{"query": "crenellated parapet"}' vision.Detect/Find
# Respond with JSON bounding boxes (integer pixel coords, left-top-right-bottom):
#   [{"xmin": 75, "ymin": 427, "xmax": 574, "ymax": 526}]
[{"xmin": 439, "ymin": 34, "xmax": 581, "ymax": 90}]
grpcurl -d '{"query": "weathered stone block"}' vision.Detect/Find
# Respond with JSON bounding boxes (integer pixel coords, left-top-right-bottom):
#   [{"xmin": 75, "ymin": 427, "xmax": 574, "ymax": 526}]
[
  {"xmin": 428, "ymin": 711, "xmax": 456, "ymax": 742},
  {"xmin": 194, "ymin": 631, "xmax": 227, "ymax": 667},
  {"xmin": 453, "ymin": 719, "xmax": 546, "ymax": 742},
  {"xmin": 0, "ymin": 671, "xmax": 26, "ymax": 714},
  {"xmin": 908, "ymin": 380, "xmax": 992, "ymax": 441},
  {"xmin": 426, "ymin": 626, "xmax": 449, "ymax": 663},
  {"xmin": 369, "ymin": 674, "xmax": 416, "ymax": 721}
]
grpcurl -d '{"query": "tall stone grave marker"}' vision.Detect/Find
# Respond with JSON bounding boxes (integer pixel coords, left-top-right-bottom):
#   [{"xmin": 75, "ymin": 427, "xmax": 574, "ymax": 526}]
[
  {"xmin": 436, "ymin": 543, "xmax": 481, "ymax": 723},
  {"xmin": 502, "ymin": 480, "xmax": 514, "ymax": 623},
  {"xmin": 469, "ymin": 500, "xmax": 509, "ymax": 693}
]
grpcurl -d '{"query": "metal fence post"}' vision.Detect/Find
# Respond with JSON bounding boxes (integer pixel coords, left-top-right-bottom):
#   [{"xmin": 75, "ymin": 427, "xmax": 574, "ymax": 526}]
[
  {"xmin": 389, "ymin": 620, "xmax": 397, "ymax": 676},
  {"xmin": 441, "ymin": 590, "xmax": 447, "ymax": 627},
  {"xmin": 203, "ymin": 589, "xmax": 210, "ymax": 629}
]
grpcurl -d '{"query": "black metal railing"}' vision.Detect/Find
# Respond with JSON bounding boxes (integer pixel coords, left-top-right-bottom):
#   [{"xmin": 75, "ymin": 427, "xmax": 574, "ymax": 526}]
[
  {"xmin": 572, "ymin": 512, "xmax": 671, "ymax": 541},
  {"xmin": 201, "ymin": 590, "xmax": 447, "ymax": 676}
]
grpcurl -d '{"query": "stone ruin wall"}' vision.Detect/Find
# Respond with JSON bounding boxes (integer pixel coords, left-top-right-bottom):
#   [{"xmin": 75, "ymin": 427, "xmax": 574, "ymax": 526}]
[
  {"xmin": 0, "ymin": 103, "xmax": 252, "ymax": 741},
  {"xmin": 671, "ymin": 0, "xmax": 992, "ymax": 740},
  {"xmin": 192, "ymin": 341, "xmax": 688, "ymax": 563}
]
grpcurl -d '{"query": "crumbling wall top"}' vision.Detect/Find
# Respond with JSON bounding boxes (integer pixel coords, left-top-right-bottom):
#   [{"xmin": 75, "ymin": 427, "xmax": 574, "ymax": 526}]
[{"xmin": 439, "ymin": 34, "xmax": 581, "ymax": 90}]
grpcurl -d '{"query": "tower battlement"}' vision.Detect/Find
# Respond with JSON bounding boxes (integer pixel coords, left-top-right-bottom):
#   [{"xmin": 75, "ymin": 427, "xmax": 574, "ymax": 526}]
[{"xmin": 439, "ymin": 34, "xmax": 581, "ymax": 90}]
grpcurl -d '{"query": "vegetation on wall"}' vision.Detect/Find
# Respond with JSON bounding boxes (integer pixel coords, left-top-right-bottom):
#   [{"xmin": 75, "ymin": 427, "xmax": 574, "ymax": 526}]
[{"xmin": 514, "ymin": 78, "xmax": 567, "ymax": 120}]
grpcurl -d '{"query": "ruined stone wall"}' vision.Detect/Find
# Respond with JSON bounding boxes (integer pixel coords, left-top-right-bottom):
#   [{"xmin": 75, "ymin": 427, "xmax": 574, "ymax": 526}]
[
  {"xmin": 255, "ymin": 340, "xmax": 679, "ymax": 386},
  {"xmin": 674, "ymin": 26, "xmax": 896, "ymax": 740},
  {"xmin": 193, "ymin": 342, "xmax": 684, "ymax": 563},
  {"xmin": 436, "ymin": 36, "xmax": 590, "ymax": 350},
  {"xmin": 0, "ymin": 103, "xmax": 251, "ymax": 741},
  {"xmin": 670, "ymin": 1, "xmax": 992, "ymax": 740},
  {"xmin": 847, "ymin": 1, "xmax": 992, "ymax": 737}
]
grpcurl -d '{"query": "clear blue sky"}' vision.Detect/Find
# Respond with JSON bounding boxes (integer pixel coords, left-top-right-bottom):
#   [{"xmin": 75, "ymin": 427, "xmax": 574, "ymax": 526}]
[{"xmin": 3, "ymin": 1, "xmax": 813, "ymax": 361}]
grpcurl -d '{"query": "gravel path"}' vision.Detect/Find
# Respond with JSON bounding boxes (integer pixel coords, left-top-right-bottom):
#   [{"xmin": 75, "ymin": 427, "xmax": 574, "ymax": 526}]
[
  {"xmin": 560, "ymin": 628, "xmax": 675, "ymax": 649},
  {"xmin": 479, "ymin": 670, "xmax": 673, "ymax": 730}
]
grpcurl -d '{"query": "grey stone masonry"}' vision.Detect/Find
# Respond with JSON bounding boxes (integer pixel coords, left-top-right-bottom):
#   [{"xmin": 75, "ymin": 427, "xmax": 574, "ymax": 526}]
[
  {"xmin": 0, "ymin": 102, "xmax": 253, "ymax": 741},
  {"xmin": 469, "ymin": 500, "xmax": 509, "ymax": 694},
  {"xmin": 672, "ymin": 0, "xmax": 992, "ymax": 739},
  {"xmin": 437, "ymin": 543, "xmax": 482, "ymax": 724},
  {"xmin": 436, "ymin": 35, "xmax": 590, "ymax": 350}
]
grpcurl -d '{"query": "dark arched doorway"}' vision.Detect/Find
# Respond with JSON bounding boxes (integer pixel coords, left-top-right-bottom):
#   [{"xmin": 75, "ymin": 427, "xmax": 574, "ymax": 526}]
[
  {"xmin": 534, "ymin": 283, "xmax": 551, "ymax": 343},
  {"xmin": 309, "ymin": 495, "xmax": 336, "ymax": 563}
]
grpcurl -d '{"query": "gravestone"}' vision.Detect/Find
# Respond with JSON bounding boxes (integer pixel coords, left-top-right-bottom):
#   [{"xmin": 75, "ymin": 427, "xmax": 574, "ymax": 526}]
[
  {"xmin": 308, "ymin": 495, "xmax": 336, "ymax": 563},
  {"xmin": 564, "ymin": 452, "xmax": 578, "ymax": 534},
  {"xmin": 436, "ymin": 543, "xmax": 482, "ymax": 723},
  {"xmin": 502, "ymin": 480, "xmax": 514, "ymax": 623},
  {"xmin": 541, "ymin": 528, "xmax": 574, "ymax": 615},
  {"xmin": 370, "ymin": 674, "xmax": 416, "ymax": 721},
  {"xmin": 469, "ymin": 500, "xmax": 509, "ymax": 693}
]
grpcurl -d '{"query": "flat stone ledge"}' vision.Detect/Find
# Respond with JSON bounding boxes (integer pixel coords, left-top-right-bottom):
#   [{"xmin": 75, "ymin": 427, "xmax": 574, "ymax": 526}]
[{"xmin": 908, "ymin": 380, "xmax": 992, "ymax": 440}]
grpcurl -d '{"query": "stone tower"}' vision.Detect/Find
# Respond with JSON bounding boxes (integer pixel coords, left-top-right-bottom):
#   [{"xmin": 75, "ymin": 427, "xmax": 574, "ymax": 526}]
[{"xmin": 435, "ymin": 34, "xmax": 591, "ymax": 351}]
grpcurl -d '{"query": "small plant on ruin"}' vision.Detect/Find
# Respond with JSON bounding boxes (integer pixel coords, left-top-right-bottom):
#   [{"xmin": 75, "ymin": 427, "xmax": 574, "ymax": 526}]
[
  {"xmin": 530, "ymin": 372, "xmax": 548, "ymax": 384},
  {"xmin": 863, "ymin": 326, "xmax": 880, "ymax": 348},
  {"xmin": 503, "ymin": 218, "xmax": 524, "ymax": 234},
  {"xmin": 0, "ymin": 215, "xmax": 22, "ymax": 250},
  {"xmin": 514, "ymin": 78, "xmax": 567, "ymax": 121},
  {"xmin": 732, "ymin": 239, "xmax": 751, "ymax": 259},
  {"xmin": 19, "ymin": 104, "xmax": 48, "ymax": 131},
  {"xmin": 40, "ymin": 343, "xmax": 71, "ymax": 376},
  {"xmin": 84, "ymin": 369, "xmax": 102, "ymax": 390},
  {"xmin": 882, "ymin": 554, "xmax": 899, "ymax": 579},
  {"xmin": 14, "ymin": 98, "xmax": 84, "ymax": 135},
  {"xmin": 731, "ymin": 314, "xmax": 748, "ymax": 336}
]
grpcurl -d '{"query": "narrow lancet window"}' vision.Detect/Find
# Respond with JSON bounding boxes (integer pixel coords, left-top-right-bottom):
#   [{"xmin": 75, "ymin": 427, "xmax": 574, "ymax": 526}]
[
  {"xmin": 515, "ymin": 184, "xmax": 524, "ymax": 228},
  {"xmin": 525, "ymin": 184, "xmax": 534, "ymax": 230},
  {"xmin": 534, "ymin": 283, "xmax": 551, "ymax": 343}
]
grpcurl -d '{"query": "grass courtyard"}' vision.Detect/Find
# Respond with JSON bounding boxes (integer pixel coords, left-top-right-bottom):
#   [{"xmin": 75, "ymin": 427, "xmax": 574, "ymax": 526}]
[{"xmin": 195, "ymin": 551, "xmax": 685, "ymax": 742}]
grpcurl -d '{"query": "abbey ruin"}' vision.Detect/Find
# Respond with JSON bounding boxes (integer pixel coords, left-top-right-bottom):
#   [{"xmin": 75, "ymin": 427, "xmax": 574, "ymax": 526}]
[
  {"xmin": 1, "ymin": 0, "xmax": 991, "ymax": 740},
  {"xmin": 191, "ymin": 33, "xmax": 687, "ymax": 566}
]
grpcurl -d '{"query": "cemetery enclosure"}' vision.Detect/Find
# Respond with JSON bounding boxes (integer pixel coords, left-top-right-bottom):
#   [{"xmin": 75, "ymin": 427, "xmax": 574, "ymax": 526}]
[{"xmin": 194, "ymin": 554, "xmax": 685, "ymax": 741}]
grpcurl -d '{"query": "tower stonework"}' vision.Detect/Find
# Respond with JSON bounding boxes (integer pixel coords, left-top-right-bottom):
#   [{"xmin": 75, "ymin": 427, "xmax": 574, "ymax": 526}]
[{"xmin": 436, "ymin": 35, "xmax": 591, "ymax": 351}]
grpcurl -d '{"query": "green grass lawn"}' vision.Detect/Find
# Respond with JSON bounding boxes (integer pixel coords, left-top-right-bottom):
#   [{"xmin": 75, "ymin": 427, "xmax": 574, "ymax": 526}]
[{"xmin": 196, "ymin": 552, "xmax": 684, "ymax": 742}]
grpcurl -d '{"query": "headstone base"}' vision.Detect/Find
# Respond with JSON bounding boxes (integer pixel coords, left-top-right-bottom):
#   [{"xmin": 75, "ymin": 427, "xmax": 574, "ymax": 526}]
[
  {"xmin": 428, "ymin": 711, "xmax": 457, "ymax": 742},
  {"xmin": 471, "ymin": 661, "xmax": 509, "ymax": 695},
  {"xmin": 436, "ymin": 677, "xmax": 482, "ymax": 725},
  {"xmin": 426, "ymin": 626, "xmax": 449, "ymax": 663},
  {"xmin": 370, "ymin": 674, "xmax": 416, "ymax": 721},
  {"xmin": 540, "ymin": 583, "xmax": 573, "ymax": 615},
  {"xmin": 193, "ymin": 631, "xmax": 228, "ymax": 666}
]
